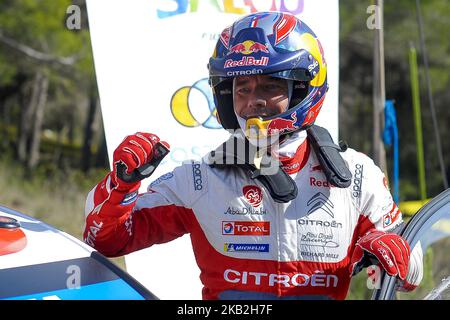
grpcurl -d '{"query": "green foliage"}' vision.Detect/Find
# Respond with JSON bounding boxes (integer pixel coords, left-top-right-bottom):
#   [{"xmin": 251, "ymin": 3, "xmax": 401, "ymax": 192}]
[
  {"xmin": 339, "ymin": 0, "xmax": 450, "ymax": 200},
  {"xmin": 0, "ymin": 0, "xmax": 102, "ymax": 169},
  {"xmin": 0, "ymin": 57, "xmax": 18, "ymax": 86},
  {"xmin": 397, "ymin": 246, "xmax": 434, "ymax": 300},
  {"xmin": 1, "ymin": 0, "xmax": 86, "ymax": 53},
  {"xmin": 347, "ymin": 271, "xmax": 375, "ymax": 300},
  {"xmin": 0, "ymin": 157, "xmax": 125, "ymax": 269},
  {"xmin": 0, "ymin": 0, "xmax": 95, "ymax": 89},
  {"xmin": 0, "ymin": 157, "xmax": 108, "ymax": 238}
]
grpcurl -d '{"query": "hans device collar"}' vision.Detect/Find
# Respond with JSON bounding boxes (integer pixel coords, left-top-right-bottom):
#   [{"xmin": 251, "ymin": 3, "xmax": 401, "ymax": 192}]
[
  {"xmin": 207, "ymin": 135, "xmax": 298, "ymax": 203},
  {"xmin": 306, "ymin": 125, "xmax": 352, "ymax": 188},
  {"xmin": 207, "ymin": 125, "xmax": 351, "ymax": 202}
]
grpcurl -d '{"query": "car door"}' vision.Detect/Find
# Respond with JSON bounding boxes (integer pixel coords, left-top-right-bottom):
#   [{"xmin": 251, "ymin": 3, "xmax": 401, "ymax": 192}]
[{"xmin": 373, "ymin": 188, "xmax": 450, "ymax": 300}]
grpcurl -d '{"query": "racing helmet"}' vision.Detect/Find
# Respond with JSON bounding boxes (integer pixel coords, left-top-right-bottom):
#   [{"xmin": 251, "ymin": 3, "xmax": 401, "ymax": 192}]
[{"xmin": 208, "ymin": 12, "xmax": 328, "ymax": 137}]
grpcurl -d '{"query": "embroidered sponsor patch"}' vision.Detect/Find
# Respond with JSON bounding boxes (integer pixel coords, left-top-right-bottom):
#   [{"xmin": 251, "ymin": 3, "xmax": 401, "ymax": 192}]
[
  {"xmin": 222, "ymin": 221, "xmax": 270, "ymax": 236},
  {"xmin": 224, "ymin": 243, "xmax": 269, "ymax": 253},
  {"xmin": 352, "ymin": 163, "xmax": 364, "ymax": 199},
  {"xmin": 242, "ymin": 185, "xmax": 262, "ymax": 207},
  {"xmin": 224, "ymin": 206, "xmax": 267, "ymax": 215},
  {"xmin": 383, "ymin": 205, "xmax": 401, "ymax": 228},
  {"xmin": 192, "ymin": 162, "xmax": 203, "ymax": 191},
  {"xmin": 121, "ymin": 191, "xmax": 138, "ymax": 205},
  {"xmin": 149, "ymin": 172, "xmax": 174, "ymax": 188}
]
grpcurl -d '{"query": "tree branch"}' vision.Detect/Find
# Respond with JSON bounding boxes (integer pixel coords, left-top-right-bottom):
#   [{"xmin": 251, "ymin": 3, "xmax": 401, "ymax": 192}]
[{"xmin": 0, "ymin": 28, "xmax": 79, "ymax": 66}]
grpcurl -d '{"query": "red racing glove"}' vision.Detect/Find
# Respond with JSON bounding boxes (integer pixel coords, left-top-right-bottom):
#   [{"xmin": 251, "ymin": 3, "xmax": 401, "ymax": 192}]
[
  {"xmin": 350, "ymin": 229, "xmax": 411, "ymax": 280},
  {"xmin": 112, "ymin": 132, "xmax": 169, "ymax": 191}
]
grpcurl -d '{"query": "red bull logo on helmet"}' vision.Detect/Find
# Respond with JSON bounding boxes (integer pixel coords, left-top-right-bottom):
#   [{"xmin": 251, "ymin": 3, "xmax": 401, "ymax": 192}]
[
  {"xmin": 302, "ymin": 94, "xmax": 325, "ymax": 127},
  {"xmin": 267, "ymin": 113, "xmax": 298, "ymax": 135},
  {"xmin": 224, "ymin": 56, "xmax": 269, "ymax": 68},
  {"xmin": 228, "ymin": 40, "xmax": 269, "ymax": 55}
]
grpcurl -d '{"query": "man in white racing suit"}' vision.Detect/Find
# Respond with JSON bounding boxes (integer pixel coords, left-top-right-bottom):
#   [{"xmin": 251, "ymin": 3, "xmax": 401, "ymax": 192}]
[{"xmin": 83, "ymin": 12, "xmax": 423, "ymax": 299}]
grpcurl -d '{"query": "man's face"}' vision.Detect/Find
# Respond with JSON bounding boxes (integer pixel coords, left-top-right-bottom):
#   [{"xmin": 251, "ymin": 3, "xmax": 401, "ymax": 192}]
[{"xmin": 233, "ymin": 75, "xmax": 289, "ymax": 119}]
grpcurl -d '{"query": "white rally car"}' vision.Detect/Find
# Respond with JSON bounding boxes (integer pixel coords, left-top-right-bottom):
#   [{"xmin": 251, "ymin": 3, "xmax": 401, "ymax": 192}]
[{"xmin": 0, "ymin": 205, "xmax": 157, "ymax": 300}]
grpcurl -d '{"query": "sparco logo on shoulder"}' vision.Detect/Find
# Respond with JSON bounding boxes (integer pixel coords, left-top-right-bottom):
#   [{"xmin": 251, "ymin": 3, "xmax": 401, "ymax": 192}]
[
  {"xmin": 352, "ymin": 164, "xmax": 363, "ymax": 198},
  {"xmin": 192, "ymin": 162, "xmax": 203, "ymax": 191}
]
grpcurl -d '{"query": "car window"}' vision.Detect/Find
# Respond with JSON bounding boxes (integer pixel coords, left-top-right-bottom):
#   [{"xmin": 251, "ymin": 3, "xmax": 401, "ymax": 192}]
[
  {"xmin": 397, "ymin": 216, "xmax": 450, "ymax": 300},
  {"xmin": 372, "ymin": 189, "xmax": 450, "ymax": 300}
]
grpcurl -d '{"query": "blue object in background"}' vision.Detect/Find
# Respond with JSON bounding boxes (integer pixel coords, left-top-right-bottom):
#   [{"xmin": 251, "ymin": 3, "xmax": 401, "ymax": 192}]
[{"xmin": 383, "ymin": 100, "xmax": 399, "ymax": 204}]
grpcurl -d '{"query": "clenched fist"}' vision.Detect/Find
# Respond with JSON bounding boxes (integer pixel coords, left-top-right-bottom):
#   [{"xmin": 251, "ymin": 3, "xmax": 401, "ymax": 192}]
[{"xmin": 112, "ymin": 132, "xmax": 169, "ymax": 190}]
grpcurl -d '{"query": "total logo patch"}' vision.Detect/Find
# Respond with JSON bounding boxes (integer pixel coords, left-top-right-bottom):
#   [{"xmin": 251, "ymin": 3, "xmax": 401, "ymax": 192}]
[
  {"xmin": 222, "ymin": 221, "xmax": 270, "ymax": 236},
  {"xmin": 224, "ymin": 243, "xmax": 269, "ymax": 253}
]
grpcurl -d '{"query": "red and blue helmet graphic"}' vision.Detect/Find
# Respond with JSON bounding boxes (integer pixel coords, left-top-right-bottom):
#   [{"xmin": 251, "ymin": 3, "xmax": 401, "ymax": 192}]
[{"xmin": 209, "ymin": 11, "xmax": 328, "ymax": 135}]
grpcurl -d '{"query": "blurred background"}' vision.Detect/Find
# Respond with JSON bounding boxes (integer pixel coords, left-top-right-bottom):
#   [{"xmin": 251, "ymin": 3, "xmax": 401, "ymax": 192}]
[{"xmin": 0, "ymin": 0, "xmax": 448, "ymax": 299}]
